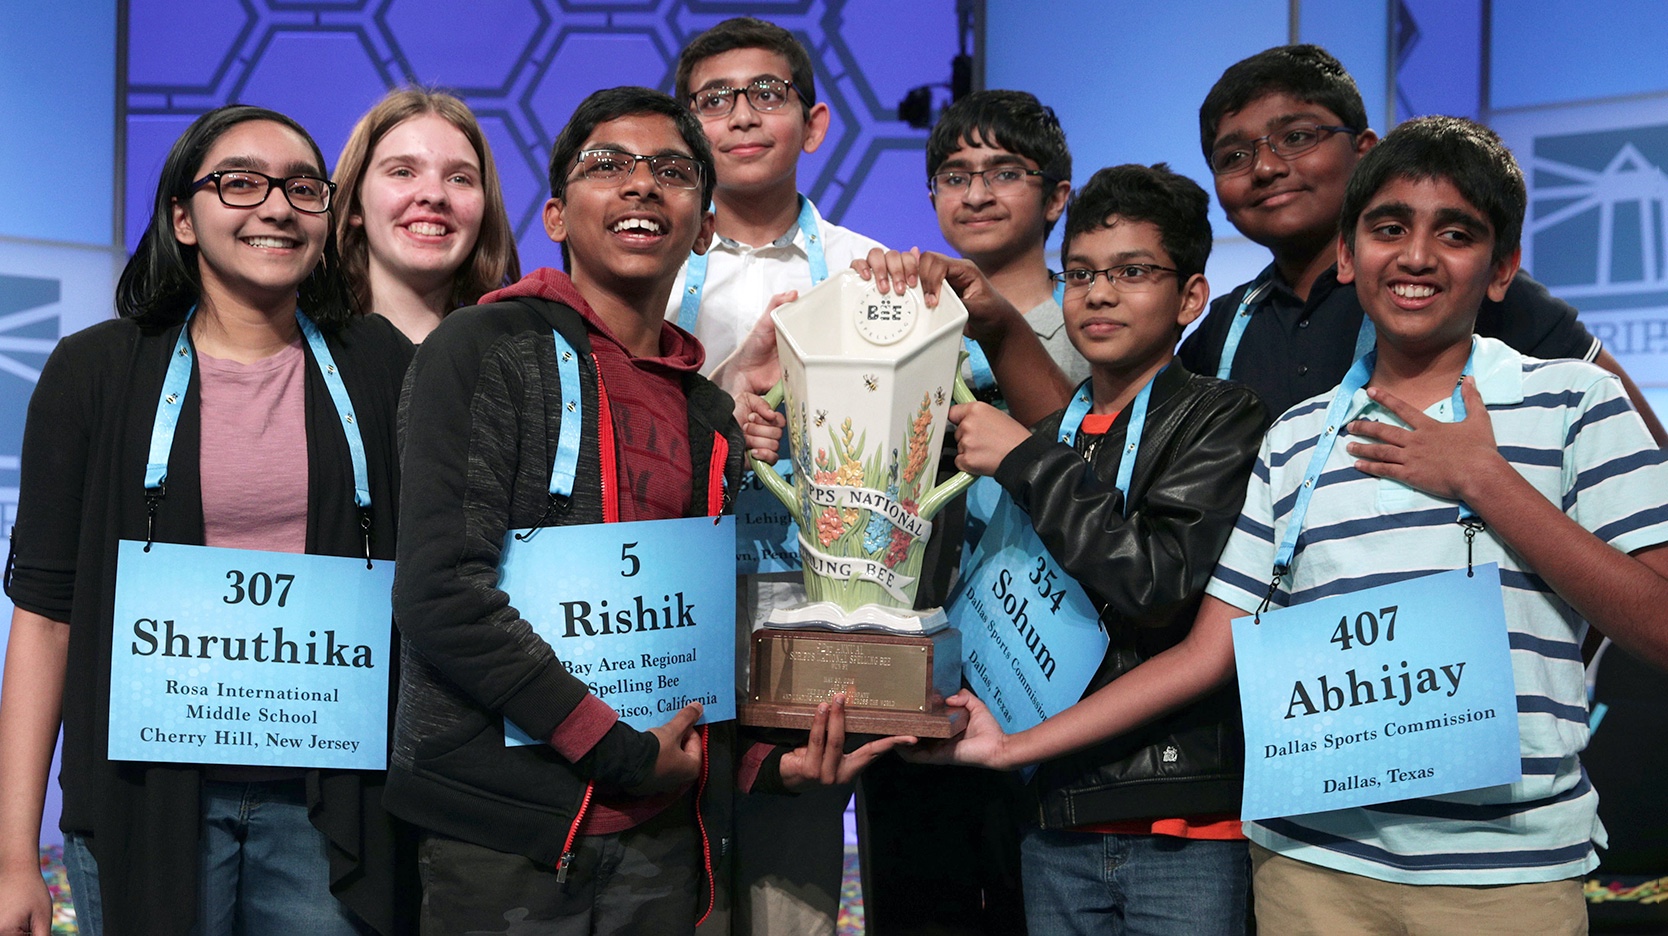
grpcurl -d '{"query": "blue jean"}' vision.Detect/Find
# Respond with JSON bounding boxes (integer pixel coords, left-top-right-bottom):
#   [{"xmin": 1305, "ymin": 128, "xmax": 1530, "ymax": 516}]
[
  {"xmin": 1020, "ymin": 828, "xmax": 1249, "ymax": 936},
  {"xmin": 62, "ymin": 832, "xmax": 104, "ymax": 936},
  {"xmin": 63, "ymin": 781, "xmax": 364, "ymax": 936},
  {"xmin": 195, "ymin": 779, "xmax": 366, "ymax": 936}
]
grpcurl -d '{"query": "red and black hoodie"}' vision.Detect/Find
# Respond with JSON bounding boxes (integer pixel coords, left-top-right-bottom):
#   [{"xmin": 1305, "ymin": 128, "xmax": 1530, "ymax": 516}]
[{"xmin": 387, "ymin": 269, "xmax": 761, "ymax": 922}]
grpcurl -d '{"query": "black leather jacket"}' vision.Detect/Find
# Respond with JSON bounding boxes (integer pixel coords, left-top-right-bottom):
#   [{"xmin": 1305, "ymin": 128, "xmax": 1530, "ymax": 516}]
[{"xmin": 991, "ymin": 363, "xmax": 1267, "ymax": 828}]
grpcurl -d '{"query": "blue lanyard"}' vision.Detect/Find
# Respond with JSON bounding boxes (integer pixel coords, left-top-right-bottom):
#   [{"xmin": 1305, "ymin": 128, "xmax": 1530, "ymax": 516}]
[
  {"xmin": 512, "ymin": 329, "xmax": 586, "ymax": 544},
  {"xmin": 1257, "ymin": 338, "xmax": 1483, "ymax": 621},
  {"xmin": 965, "ymin": 279, "xmax": 1066, "ymax": 393},
  {"xmin": 678, "ymin": 194, "xmax": 828, "ymax": 333},
  {"xmin": 1056, "ymin": 366, "xmax": 1162, "ymax": 517},
  {"xmin": 547, "ymin": 330, "xmax": 583, "ymax": 499},
  {"xmin": 144, "ymin": 307, "xmax": 374, "ymax": 559},
  {"xmin": 1217, "ymin": 265, "xmax": 1374, "ymax": 381}
]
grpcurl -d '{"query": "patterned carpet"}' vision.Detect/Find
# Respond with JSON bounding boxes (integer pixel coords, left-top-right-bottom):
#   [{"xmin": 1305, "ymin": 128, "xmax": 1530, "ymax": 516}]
[
  {"xmin": 39, "ymin": 845, "xmax": 861, "ymax": 936},
  {"xmin": 38, "ymin": 846, "xmax": 78, "ymax": 934},
  {"xmin": 838, "ymin": 844, "xmax": 865, "ymax": 935}
]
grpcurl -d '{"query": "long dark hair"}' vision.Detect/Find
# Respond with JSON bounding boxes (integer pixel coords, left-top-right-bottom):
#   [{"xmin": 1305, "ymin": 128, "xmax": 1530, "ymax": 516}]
[{"xmin": 116, "ymin": 104, "xmax": 354, "ymax": 329}]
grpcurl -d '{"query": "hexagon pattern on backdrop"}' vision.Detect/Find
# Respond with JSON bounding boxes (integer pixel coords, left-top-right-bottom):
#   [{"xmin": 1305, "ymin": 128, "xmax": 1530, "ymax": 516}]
[{"xmin": 125, "ymin": 0, "xmax": 959, "ymax": 265}]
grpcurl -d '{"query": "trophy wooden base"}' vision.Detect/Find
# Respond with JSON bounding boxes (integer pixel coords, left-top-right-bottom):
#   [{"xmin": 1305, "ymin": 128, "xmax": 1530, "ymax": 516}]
[{"xmin": 739, "ymin": 626, "xmax": 967, "ymax": 739}]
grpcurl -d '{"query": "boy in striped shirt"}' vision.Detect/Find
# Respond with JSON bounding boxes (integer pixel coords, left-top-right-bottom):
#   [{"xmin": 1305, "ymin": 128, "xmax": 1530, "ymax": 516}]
[{"xmin": 1037, "ymin": 116, "xmax": 1668, "ymax": 934}]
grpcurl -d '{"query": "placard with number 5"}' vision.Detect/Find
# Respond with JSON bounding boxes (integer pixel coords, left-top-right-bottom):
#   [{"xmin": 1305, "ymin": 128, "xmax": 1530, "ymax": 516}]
[{"xmin": 500, "ymin": 515, "xmax": 738, "ymax": 743}]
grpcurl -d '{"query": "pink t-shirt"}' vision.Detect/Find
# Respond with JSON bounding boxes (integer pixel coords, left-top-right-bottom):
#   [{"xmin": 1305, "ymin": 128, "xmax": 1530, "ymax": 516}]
[{"xmin": 197, "ymin": 339, "xmax": 309, "ymax": 552}]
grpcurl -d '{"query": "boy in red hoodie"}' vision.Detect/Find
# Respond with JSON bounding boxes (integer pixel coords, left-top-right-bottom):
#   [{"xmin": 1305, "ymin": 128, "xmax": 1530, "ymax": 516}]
[{"xmin": 390, "ymin": 86, "xmax": 903, "ymax": 934}]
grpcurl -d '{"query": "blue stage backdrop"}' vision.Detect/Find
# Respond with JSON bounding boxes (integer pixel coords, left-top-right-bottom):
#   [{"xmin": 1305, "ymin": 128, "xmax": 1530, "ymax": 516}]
[{"xmin": 124, "ymin": 0, "xmax": 960, "ymax": 264}]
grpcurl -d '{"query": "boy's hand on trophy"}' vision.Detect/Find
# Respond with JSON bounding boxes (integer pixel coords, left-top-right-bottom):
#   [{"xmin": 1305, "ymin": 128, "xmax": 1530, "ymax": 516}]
[
  {"xmin": 851, "ymin": 249, "xmax": 1023, "ymax": 344},
  {"xmin": 949, "ymin": 402, "xmax": 1031, "ymax": 476},
  {"xmin": 852, "ymin": 246, "xmax": 922, "ymax": 296},
  {"xmin": 711, "ymin": 292, "xmax": 794, "ymax": 398},
  {"xmin": 899, "ymin": 690, "xmax": 1013, "ymax": 770},
  {"xmin": 862, "ymin": 248, "xmax": 1026, "ymax": 344},
  {"xmin": 738, "ymin": 393, "xmax": 786, "ymax": 463},
  {"xmin": 630, "ymin": 702, "xmax": 704, "ymax": 794},
  {"xmin": 779, "ymin": 694, "xmax": 918, "ymax": 790}
]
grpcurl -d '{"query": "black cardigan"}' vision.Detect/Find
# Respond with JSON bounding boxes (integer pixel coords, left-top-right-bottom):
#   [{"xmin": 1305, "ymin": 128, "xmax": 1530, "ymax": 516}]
[{"xmin": 6, "ymin": 313, "xmax": 414, "ymax": 935}]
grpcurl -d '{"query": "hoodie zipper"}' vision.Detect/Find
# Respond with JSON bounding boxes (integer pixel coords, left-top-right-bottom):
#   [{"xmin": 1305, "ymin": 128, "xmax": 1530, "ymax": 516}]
[
  {"xmin": 593, "ymin": 359, "xmax": 620, "ymax": 524},
  {"xmin": 708, "ymin": 430, "xmax": 730, "ymax": 517},
  {"xmin": 694, "ymin": 724, "xmax": 714, "ymax": 927},
  {"xmin": 692, "ymin": 432, "xmax": 727, "ymax": 924},
  {"xmin": 555, "ymin": 781, "xmax": 596, "ymax": 883}
]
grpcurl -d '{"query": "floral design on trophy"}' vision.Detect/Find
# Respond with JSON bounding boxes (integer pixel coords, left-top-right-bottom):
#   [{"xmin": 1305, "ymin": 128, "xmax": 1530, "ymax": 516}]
[{"xmin": 740, "ymin": 269, "xmax": 975, "ymax": 736}]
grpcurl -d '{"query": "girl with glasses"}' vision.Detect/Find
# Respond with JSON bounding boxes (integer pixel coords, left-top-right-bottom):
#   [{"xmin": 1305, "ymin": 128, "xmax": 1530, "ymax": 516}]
[{"xmin": 0, "ymin": 104, "xmax": 412, "ymax": 936}]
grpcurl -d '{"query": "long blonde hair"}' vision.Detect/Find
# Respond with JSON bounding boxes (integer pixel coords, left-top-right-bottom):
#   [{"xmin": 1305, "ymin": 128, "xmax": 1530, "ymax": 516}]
[{"xmin": 333, "ymin": 88, "xmax": 520, "ymax": 314}]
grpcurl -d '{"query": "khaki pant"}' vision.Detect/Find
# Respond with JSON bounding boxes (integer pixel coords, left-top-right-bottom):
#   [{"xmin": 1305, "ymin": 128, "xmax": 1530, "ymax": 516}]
[{"xmin": 1250, "ymin": 843, "xmax": 1587, "ymax": 936}]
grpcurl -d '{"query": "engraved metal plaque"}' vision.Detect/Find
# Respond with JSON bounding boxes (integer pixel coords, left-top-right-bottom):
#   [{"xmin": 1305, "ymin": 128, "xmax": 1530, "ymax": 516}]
[{"xmin": 740, "ymin": 627, "xmax": 968, "ymax": 737}]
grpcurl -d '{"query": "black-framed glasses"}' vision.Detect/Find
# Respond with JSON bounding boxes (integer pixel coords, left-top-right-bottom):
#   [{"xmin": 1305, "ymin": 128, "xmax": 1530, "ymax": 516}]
[
  {"xmin": 929, "ymin": 167, "xmax": 1050, "ymax": 196},
  {"xmin": 189, "ymin": 171, "xmax": 334, "ymax": 213},
  {"xmin": 569, "ymin": 149, "xmax": 703, "ymax": 191},
  {"xmin": 1050, "ymin": 264, "xmax": 1179, "ymax": 292},
  {"xmin": 689, "ymin": 77, "xmax": 801, "ymax": 118},
  {"xmin": 1209, "ymin": 123, "xmax": 1357, "ymax": 176}
]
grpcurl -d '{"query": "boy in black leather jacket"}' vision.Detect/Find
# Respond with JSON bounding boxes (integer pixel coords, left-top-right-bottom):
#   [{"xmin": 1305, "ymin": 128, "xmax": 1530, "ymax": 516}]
[{"xmin": 901, "ymin": 163, "xmax": 1269, "ymax": 935}]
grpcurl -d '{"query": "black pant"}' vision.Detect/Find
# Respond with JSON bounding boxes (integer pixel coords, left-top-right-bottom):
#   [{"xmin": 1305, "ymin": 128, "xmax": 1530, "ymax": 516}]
[
  {"xmin": 859, "ymin": 757, "xmax": 1028, "ymax": 935},
  {"xmin": 416, "ymin": 797, "xmax": 700, "ymax": 935}
]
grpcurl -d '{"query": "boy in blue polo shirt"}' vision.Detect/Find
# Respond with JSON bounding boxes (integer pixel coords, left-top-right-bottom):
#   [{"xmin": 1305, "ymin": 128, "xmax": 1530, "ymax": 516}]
[{"xmin": 950, "ymin": 116, "xmax": 1668, "ymax": 934}]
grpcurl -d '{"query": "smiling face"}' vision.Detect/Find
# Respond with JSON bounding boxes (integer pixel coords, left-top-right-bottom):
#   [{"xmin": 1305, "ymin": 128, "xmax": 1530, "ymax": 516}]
[
  {"xmin": 1062, "ymin": 217, "xmax": 1206, "ymax": 381},
  {"xmin": 932, "ymin": 139, "xmax": 1068, "ymax": 266},
  {"xmin": 172, "ymin": 119, "xmax": 330, "ymax": 315},
  {"xmin": 686, "ymin": 46, "xmax": 828, "ymax": 199},
  {"xmin": 543, "ymin": 112, "xmax": 715, "ymax": 299},
  {"xmin": 1211, "ymin": 91, "xmax": 1376, "ymax": 256},
  {"xmin": 1337, "ymin": 175, "xmax": 1519, "ymax": 358},
  {"xmin": 350, "ymin": 112, "xmax": 485, "ymax": 298}
]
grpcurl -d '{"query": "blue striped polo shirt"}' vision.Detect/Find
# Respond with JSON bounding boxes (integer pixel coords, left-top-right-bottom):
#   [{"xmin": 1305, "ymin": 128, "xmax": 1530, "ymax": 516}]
[{"xmin": 1207, "ymin": 336, "xmax": 1668, "ymax": 885}]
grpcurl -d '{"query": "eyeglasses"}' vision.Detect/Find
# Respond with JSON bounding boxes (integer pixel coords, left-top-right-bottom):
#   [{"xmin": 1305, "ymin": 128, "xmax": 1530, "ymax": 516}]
[
  {"xmin": 689, "ymin": 77, "xmax": 801, "ymax": 118},
  {"xmin": 1050, "ymin": 264, "xmax": 1179, "ymax": 291},
  {"xmin": 569, "ymin": 149, "xmax": 704, "ymax": 191},
  {"xmin": 189, "ymin": 171, "xmax": 334, "ymax": 213},
  {"xmin": 1209, "ymin": 123, "xmax": 1357, "ymax": 176},
  {"xmin": 929, "ymin": 167, "xmax": 1049, "ymax": 197}
]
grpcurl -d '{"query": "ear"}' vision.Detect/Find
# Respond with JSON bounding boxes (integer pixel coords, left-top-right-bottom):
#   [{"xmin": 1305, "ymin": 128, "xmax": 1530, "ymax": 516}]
[
  {"xmin": 1176, "ymin": 272, "xmax": 1210, "ymax": 330},
  {"xmin": 1335, "ymin": 231, "xmax": 1356, "ymax": 284},
  {"xmin": 347, "ymin": 210, "xmax": 364, "ymax": 229},
  {"xmin": 691, "ymin": 208, "xmax": 717, "ymax": 256},
  {"xmin": 1354, "ymin": 128, "xmax": 1379, "ymax": 158},
  {"xmin": 1044, "ymin": 178, "xmax": 1070, "ymax": 225},
  {"xmin": 1487, "ymin": 245, "xmax": 1521, "ymax": 302},
  {"xmin": 801, "ymin": 102, "xmax": 831, "ymax": 155},
  {"xmin": 543, "ymin": 197, "xmax": 567, "ymax": 244},
  {"xmin": 172, "ymin": 197, "xmax": 197, "ymax": 246}
]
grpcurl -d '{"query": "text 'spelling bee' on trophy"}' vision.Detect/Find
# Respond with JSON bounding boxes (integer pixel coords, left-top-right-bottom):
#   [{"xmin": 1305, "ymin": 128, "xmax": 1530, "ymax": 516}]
[{"xmin": 739, "ymin": 269, "xmax": 975, "ymax": 737}]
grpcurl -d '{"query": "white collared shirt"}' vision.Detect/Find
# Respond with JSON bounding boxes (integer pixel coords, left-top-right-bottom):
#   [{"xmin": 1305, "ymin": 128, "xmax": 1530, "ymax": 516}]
[{"xmin": 666, "ymin": 199, "xmax": 883, "ymax": 375}]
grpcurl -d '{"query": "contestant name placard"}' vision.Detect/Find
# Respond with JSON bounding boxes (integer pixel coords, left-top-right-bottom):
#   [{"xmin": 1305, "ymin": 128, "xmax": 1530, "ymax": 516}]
[
  {"xmin": 950, "ymin": 498, "xmax": 1105, "ymax": 734},
  {"xmin": 1231, "ymin": 564, "xmax": 1522, "ymax": 821},
  {"xmin": 501, "ymin": 515, "xmax": 737, "ymax": 744},
  {"xmin": 109, "ymin": 541, "xmax": 394, "ymax": 770},
  {"xmin": 736, "ymin": 460, "xmax": 802, "ymax": 574}
]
